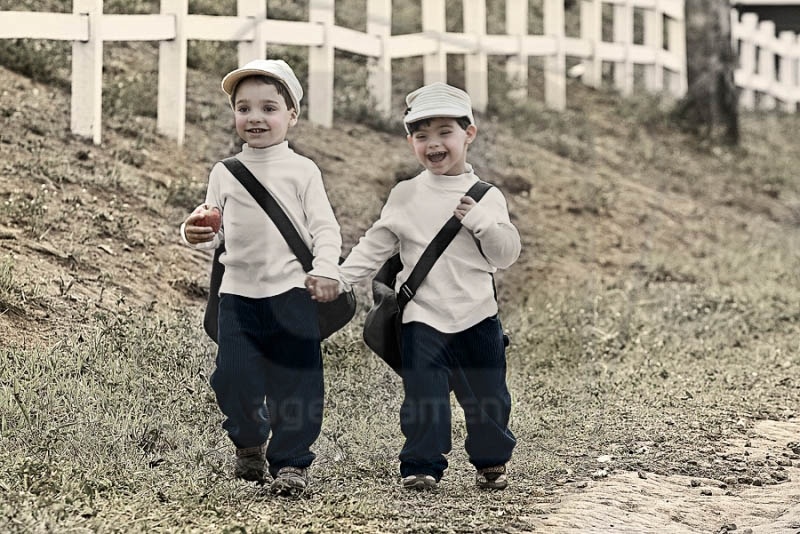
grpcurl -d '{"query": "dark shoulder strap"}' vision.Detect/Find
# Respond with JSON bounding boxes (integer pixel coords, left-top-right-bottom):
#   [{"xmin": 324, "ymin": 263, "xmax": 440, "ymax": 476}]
[
  {"xmin": 398, "ymin": 180, "xmax": 493, "ymax": 310},
  {"xmin": 221, "ymin": 157, "xmax": 314, "ymax": 272}
]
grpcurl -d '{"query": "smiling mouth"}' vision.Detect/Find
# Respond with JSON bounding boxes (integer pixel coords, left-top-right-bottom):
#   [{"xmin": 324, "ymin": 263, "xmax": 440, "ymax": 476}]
[
  {"xmin": 427, "ymin": 152, "xmax": 446, "ymax": 163},
  {"xmin": 247, "ymin": 128, "xmax": 268, "ymax": 134}
]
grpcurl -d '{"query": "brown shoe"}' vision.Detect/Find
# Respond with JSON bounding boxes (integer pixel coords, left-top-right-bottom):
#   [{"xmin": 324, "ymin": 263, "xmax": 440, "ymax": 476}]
[
  {"xmin": 401, "ymin": 474, "xmax": 438, "ymax": 491},
  {"xmin": 476, "ymin": 465, "xmax": 508, "ymax": 490},
  {"xmin": 270, "ymin": 466, "xmax": 308, "ymax": 496},
  {"xmin": 234, "ymin": 443, "xmax": 267, "ymax": 483}
]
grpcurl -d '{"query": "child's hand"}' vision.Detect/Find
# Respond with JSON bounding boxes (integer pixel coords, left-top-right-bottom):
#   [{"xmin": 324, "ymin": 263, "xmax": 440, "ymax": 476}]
[
  {"xmin": 454, "ymin": 195, "xmax": 476, "ymax": 220},
  {"xmin": 183, "ymin": 205, "xmax": 220, "ymax": 244},
  {"xmin": 305, "ymin": 275, "xmax": 340, "ymax": 303}
]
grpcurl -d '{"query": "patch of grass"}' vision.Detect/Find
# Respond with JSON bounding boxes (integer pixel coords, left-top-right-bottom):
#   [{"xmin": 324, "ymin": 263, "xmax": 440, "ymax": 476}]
[
  {"xmin": 0, "ymin": 39, "xmax": 70, "ymax": 87},
  {"xmin": 0, "ymin": 257, "xmax": 42, "ymax": 315}
]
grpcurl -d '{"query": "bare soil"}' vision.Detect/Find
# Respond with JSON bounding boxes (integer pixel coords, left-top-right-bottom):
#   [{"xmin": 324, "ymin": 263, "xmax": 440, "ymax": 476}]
[{"xmin": 530, "ymin": 420, "xmax": 800, "ymax": 533}]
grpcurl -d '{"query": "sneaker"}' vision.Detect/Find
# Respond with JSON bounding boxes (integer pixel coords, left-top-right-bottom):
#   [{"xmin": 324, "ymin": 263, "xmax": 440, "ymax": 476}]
[
  {"xmin": 270, "ymin": 466, "xmax": 308, "ymax": 496},
  {"xmin": 476, "ymin": 465, "xmax": 508, "ymax": 490},
  {"xmin": 234, "ymin": 443, "xmax": 267, "ymax": 484},
  {"xmin": 401, "ymin": 474, "xmax": 438, "ymax": 491}
]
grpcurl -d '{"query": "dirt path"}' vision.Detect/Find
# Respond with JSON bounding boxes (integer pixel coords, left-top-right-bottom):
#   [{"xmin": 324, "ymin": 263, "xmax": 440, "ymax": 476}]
[{"xmin": 529, "ymin": 420, "xmax": 800, "ymax": 533}]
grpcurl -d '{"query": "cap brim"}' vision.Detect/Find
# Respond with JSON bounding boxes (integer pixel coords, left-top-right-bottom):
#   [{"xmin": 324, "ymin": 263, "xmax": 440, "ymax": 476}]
[{"xmin": 404, "ymin": 108, "xmax": 469, "ymax": 125}]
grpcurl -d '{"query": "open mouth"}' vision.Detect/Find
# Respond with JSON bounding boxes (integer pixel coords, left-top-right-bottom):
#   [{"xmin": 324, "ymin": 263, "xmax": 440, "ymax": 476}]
[
  {"xmin": 247, "ymin": 128, "xmax": 268, "ymax": 134},
  {"xmin": 427, "ymin": 152, "xmax": 446, "ymax": 163}
]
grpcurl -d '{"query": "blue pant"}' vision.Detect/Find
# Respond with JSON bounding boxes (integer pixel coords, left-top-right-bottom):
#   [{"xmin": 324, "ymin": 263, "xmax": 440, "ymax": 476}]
[
  {"xmin": 210, "ymin": 289, "xmax": 323, "ymax": 476},
  {"xmin": 398, "ymin": 316, "xmax": 516, "ymax": 480}
]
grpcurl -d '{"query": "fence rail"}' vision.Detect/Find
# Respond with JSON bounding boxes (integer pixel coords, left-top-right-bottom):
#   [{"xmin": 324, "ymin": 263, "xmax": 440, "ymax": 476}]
[
  {"xmin": 732, "ymin": 9, "xmax": 800, "ymax": 112},
  {"xmin": 0, "ymin": 0, "xmax": 688, "ymax": 145}
]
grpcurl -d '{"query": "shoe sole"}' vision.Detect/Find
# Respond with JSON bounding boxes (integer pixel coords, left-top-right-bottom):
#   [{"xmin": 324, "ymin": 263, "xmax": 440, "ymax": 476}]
[
  {"xmin": 477, "ymin": 481, "xmax": 508, "ymax": 490},
  {"xmin": 270, "ymin": 478, "xmax": 307, "ymax": 496},
  {"xmin": 402, "ymin": 479, "xmax": 437, "ymax": 491},
  {"xmin": 477, "ymin": 475, "xmax": 508, "ymax": 490},
  {"xmin": 235, "ymin": 470, "xmax": 266, "ymax": 484}
]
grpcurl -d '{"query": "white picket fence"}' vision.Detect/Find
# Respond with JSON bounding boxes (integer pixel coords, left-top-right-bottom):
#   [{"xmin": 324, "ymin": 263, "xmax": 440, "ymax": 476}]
[
  {"xmin": 0, "ymin": 0, "xmax": 688, "ymax": 145},
  {"xmin": 732, "ymin": 9, "xmax": 800, "ymax": 112}
]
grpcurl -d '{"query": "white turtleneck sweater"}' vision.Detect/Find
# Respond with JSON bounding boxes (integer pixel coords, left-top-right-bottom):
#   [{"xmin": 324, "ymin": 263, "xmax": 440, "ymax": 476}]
[
  {"xmin": 185, "ymin": 141, "xmax": 342, "ymax": 299},
  {"xmin": 340, "ymin": 166, "xmax": 521, "ymax": 333}
]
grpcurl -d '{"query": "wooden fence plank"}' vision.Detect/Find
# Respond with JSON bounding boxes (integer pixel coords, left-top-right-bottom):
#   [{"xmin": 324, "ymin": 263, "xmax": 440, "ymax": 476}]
[
  {"xmin": 331, "ymin": 25, "xmax": 381, "ymax": 56},
  {"xmin": 308, "ymin": 0, "xmax": 334, "ymax": 127},
  {"xmin": 735, "ymin": 12, "xmax": 758, "ymax": 109},
  {"xmin": 422, "ymin": 0, "xmax": 447, "ymax": 84},
  {"xmin": 665, "ymin": 6, "xmax": 686, "ymax": 96},
  {"xmin": 580, "ymin": 0, "xmax": 602, "ymax": 88},
  {"xmin": 643, "ymin": 5, "xmax": 663, "ymax": 91},
  {"xmin": 367, "ymin": 0, "xmax": 392, "ymax": 117},
  {"xmin": 778, "ymin": 31, "xmax": 799, "ymax": 111},
  {"xmin": 71, "ymin": 0, "xmax": 103, "ymax": 145},
  {"xmin": 613, "ymin": 1, "xmax": 634, "ymax": 95},
  {"xmin": 506, "ymin": 0, "xmax": 529, "ymax": 99},
  {"xmin": 464, "ymin": 0, "xmax": 488, "ymax": 112},
  {"xmin": 386, "ymin": 33, "xmax": 440, "ymax": 58},
  {"xmin": 0, "ymin": 12, "xmax": 86, "ymax": 40},
  {"xmin": 157, "ymin": 0, "xmax": 187, "ymax": 145},
  {"xmin": 237, "ymin": 0, "xmax": 266, "ymax": 66},
  {"xmin": 100, "ymin": 15, "xmax": 175, "ymax": 41},
  {"xmin": 544, "ymin": 0, "xmax": 566, "ymax": 110}
]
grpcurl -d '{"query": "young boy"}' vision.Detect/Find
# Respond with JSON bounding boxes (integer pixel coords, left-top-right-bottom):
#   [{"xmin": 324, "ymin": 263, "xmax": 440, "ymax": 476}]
[
  {"xmin": 180, "ymin": 59, "xmax": 341, "ymax": 496},
  {"xmin": 313, "ymin": 82, "xmax": 520, "ymax": 490}
]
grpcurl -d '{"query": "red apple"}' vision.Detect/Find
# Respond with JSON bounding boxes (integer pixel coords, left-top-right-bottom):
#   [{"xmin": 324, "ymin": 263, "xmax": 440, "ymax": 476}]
[{"xmin": 194, "ymin": 204, "xmax": 221, "ymax": 233}]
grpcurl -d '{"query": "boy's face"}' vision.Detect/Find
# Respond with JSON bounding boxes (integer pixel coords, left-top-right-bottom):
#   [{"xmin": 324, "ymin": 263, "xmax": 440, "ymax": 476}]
[
  {"xmin": 406, "ymin": 117, "xmax": 477, "ymax": 176},
  {"xmin": 233, "ymin": 78, "xmax": 297, "ymax": 149}
]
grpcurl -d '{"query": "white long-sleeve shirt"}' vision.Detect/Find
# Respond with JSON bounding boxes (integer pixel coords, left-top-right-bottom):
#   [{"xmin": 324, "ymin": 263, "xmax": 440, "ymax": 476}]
[
  {"xmin": 184, "ymin": 141, "xmax": 342, "ymax": 298},
  {"xmin": 340, "ymin": 166, "xmax": 521, "ymax": 333}
]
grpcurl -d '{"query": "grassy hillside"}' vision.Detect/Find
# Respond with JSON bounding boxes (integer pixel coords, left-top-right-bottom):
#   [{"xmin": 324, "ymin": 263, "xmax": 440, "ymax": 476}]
[{"xmin": 2, "ymin": 6, "xmax": 800, "ymax": 532}]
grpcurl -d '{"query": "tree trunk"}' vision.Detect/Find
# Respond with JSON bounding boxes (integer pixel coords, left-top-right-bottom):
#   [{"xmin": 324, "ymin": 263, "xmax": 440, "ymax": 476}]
[{"xmin": 674, "ymin": 0, "xmax": 739, "ymax": 146}]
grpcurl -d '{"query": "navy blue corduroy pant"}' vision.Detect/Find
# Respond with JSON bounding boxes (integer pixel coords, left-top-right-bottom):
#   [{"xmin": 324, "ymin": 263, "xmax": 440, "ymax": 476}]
[
  {"xmin": 210, "ymin": 289, "xmax": 323, "ymax": 476},
  {"xmin": 398, "ymin": 315, "xmax": 516, "ymax": 481}
]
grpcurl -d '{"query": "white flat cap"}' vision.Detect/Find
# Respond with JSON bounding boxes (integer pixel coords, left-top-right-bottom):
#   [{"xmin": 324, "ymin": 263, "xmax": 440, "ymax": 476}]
[
  {"xmin": 221, "ymin": 59, "xmax": 303, "ymax": 112},
  {"xmin": 403, "ymin": 82, "xmax": 475, "ymax": 133}
]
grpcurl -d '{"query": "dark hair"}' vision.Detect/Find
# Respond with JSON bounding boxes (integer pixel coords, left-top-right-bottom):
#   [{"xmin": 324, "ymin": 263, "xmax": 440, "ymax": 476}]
[
  {"xmin": 232, "ymin": 75, "xmax": 295, "ymax": 111},
  {"xmin": 405, "ymin": 115, "xmax": 472, "ymax": 134}
]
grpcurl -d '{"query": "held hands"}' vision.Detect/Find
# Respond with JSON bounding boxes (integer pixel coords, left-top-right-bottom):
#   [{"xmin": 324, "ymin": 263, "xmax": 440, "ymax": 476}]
[
  {"xmin": 454, "ymin": 195, "xmax": 476, "ymax": 220},
  {"xmin": 305, "ymin": 275, "xmax": 340, "ymax": 303},
  {"xmin": 183, "ymin": 204, "xmax": 221, "ymax": 244}
]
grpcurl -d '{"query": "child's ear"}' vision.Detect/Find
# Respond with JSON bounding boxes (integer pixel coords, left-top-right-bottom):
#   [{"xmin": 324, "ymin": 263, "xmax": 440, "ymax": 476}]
[
  {"xmin": 465, "ymin": 124, "xmax": 478, "ymax": 144},
  {"xmin": 406, "ymin": 134, "xmax": 413, "ymax": 147},
  {"xmin": 289, "ymin": 109, "xmax": 299, "ymax": 126}
]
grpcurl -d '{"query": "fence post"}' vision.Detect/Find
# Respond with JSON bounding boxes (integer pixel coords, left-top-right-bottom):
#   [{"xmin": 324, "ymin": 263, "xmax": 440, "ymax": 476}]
[
  {"xmin": 643, "ymin": 4, "xmax": 663, "ymax": 92},
  {"xmin": 666, "ymin": 4, "xmax": 687, "ymax": 97},
  {"xmin": 157, "ymin": 0, "xmax": 188, "ymax": 145},
  {"xmin": 309, "ymin": 0, "xmax": 334, "ymax": 127},
  {"xmin": 738, "ymin": 12, "xmax": 758, "ymax": 110},
  {"xmin": 579, "ymin": 0, "xmax": 601, "ymax": 89},
  {"xmin": 422, "ymin": 0, "xmax": 447, "ymax": 84},
  {"xmin": 367, "ymin": 0, "xmax": 392, "ymax": 117},
  {"xmin": 237, "ymin": 0, "xmax": 267, "ymax": 65},
  {"xmin": 506, "ymin": 0, "xmax": 528, "ymax": 99},
  {"xmin": 543, "ymin": 0, "xmax": 565, "ymax": 110},
  {"xmin": 464, "ymin": 0, "xmax": 488, "ymax": 112},
  {"xmin": 71, "ymin": 0, "xmax": 103, "ymax": 144},
  {"xmin": 758, "ymin": 20, "xmax": 776, "ymax": 110},
  {"xmin": 613, "ymin": 1, "xmax": 633, "ymax": 95},
  {"xmin": 778, "ymin": 31, "xmax": 798, "ymax": 112}
]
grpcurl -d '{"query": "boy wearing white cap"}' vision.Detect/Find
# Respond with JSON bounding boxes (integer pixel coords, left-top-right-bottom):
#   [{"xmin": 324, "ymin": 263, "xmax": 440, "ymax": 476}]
[
  {"xmin": 180, "ymin": 59, "xmax": 341, "ymax": 496},
  {"xmin": 323, "ymin": 82, "xmax": 520, "ymax": 490}
]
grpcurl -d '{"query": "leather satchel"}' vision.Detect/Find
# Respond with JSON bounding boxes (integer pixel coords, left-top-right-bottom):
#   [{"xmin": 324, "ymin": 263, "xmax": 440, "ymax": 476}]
[
  {"xmin": 203, "ymin": 158, "xmax": 356, "ymax": 343},
  {"xmin": 363, "ymin": 180, "xmax": 494, "ymax": 374}
]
